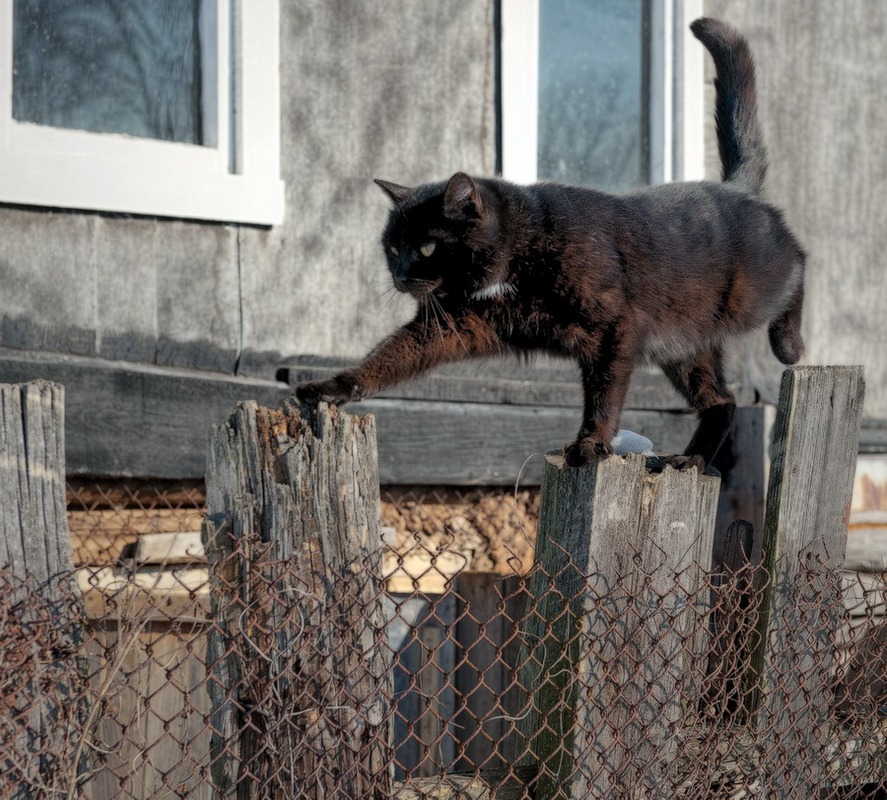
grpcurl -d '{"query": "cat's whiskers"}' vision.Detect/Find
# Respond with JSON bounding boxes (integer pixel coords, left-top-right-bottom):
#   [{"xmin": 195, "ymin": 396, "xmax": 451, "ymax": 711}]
[
  {"xmin": 429, "ymin": 292, "xmax": 469, "ymax": 355},
  {"xmin": 422, "ymin": 293, "xmax": 446, "ymax": 344},
  {"xmin": 379, "ymin": 287, "xmax": 402, "ymax": 316},
  {"xmin": 361, "ymin": 282, "xmax": 400, "ymax": 314}
]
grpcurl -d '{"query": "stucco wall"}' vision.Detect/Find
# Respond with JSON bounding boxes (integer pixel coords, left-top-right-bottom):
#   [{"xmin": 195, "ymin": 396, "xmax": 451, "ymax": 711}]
[
  {"xmin": 3, "ymin": 1, "xmax": 885, "ymax": 420},
  {"xmin": 704, "ymin": 1, "xmax": 887, "ymax": 416},
  {"xmin": 0, "ymin": 207, "xmax": 242, "ymax": 372},
  {"xmin": 0, "ymin": 1, "xmax": 495, "ymax": 378},
  {"xmin": 240, "ymin": 0, "xmax": 496, "ymax": 373}
]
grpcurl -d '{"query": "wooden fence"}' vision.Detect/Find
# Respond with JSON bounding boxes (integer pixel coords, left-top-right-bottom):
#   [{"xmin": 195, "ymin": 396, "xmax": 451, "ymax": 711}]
[
  {"xmin": 2, "ymin": 365, "xmax": 883, "ymax": 799},
  {"xmin": 197, "ymin": 365, "xmax": 871, "ymax": 798}
]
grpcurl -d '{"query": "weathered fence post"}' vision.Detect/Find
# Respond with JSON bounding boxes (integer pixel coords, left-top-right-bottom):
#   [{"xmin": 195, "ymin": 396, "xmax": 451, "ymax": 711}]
[
  {"xmin": 750, "ymin": 366, "xmax": 864, "ymax": 797},
  {"xmin": 204, "ymin": 400, "xmax": 392, "ymax": 799},
  {"xmin": 0, "ymin": 381, "xmax": 71, "ymax": 588},
  {"xmin": 0, "ymin": 381, "xmax": 82, "ymax": 798},
  {"xmin": 519, "ymin": 452, "xmax": 720, "ymax": 799}
]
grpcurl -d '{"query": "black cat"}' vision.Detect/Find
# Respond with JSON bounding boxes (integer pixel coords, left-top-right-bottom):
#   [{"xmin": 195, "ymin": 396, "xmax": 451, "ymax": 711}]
[{"xmin": 297, "ymin": 18, "xmax": 805, "ymax": 469}]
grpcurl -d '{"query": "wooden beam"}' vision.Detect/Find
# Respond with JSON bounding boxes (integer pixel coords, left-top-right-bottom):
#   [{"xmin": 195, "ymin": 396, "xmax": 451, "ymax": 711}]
[
  {"xmin": 0, "ymin": 381, "xmax": 83, "ymax": 795},
  {"xmin": 712, "ymin": 405, "xmax": 769, "ymax": 566},
  {"xmin": 361, "ymin": 397, "xmax": 699, "ymax": 485},
  {"xmin": 452, "ymin": 574, "xmax": 529, "ymax": 773},
  {"xmin": 284, "ymin": 356, "xmax": 755, "ymax": 410},
  {"xmin": 518, "ymin": 453, "xmax": 719, "ymax": 799},
  {"xmin": 0, "ymin": 381, "xmax": 72, "ymax": 585},
  {"xmin": 751, "ymin": 366, "xmax": 865, "ymax": 797},
  {"xmin": 76, "ymin": 565, "xmax": 209, "ymax": 622},
  {"xmin": 204, "ymin": 401, "xmax": 393, "ymax": 797},
  {"xmin": 0, "ymin": 349, "xmax": 704, "ymax": 484},
  {"xmin": 0, "ymin": 350, "xmax": 289, "ymax": 479}
]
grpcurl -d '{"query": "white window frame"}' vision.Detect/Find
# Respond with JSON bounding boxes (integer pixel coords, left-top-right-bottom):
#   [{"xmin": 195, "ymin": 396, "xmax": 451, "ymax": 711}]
[
  {"xmin": 0, "ymin": 0, "xmax": 284, "ymax": 225},
  {"xmin": 501, "ymin": 0, "xmax": 704, "ymax": 186}
]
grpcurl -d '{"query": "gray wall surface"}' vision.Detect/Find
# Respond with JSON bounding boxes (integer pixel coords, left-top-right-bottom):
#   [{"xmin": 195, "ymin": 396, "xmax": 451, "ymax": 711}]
[
  {"xmin": 241, "ymin": 0, "xmax": 496, "ymax": 374},
  {"xmin": 0, "ymin": 1, "xmax": 495, "ymax": 379},
  {"xmin": 2, "ymin": 0, "xmax": 887, "ymax": 477},
  {"xmin": 705, "ymin": 1, "xmax": 887, "ymax": 414}
]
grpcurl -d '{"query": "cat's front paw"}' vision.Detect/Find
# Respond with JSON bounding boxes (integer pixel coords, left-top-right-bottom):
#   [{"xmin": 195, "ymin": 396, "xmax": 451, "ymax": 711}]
[
  {"xmin": 295, "ymin": 374, "xmax": 364, "ymax": 407},
  {"xmin": 563, "ymin": 437, "xmax": 613, "ymax": 468}
]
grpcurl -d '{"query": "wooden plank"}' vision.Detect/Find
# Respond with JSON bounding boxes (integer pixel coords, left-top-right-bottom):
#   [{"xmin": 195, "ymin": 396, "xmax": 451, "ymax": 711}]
[
  {"xmin": 519, "ymin": 453, "xmax": 719, "ymax": 799},
  {"xmin": 453, "ymin": 574, "xmax": 528, "ymax": 773},
  {"xmin": 288, "ymin": 358, "xmax": 585, "ymax": 408},
  {"xmin": 1, "ymin": 350, "xmax": 760, "ymax": 486},
  {"xmin": 284, "ymin": 356, "xmax": 755, "ymax": 410},
  {"xmin": 859, "ymin": 418, "xmax": 887, "ymax": 453},
  {"xmin": 81, "ymin": 622, "xmax": 212, "ymax": 800},
  {"xmin": 0, "ymin": 350, "xmax": 695, "ymax": 484},
  {"xmin": 139, "ymin": 627, "xmax": 212, "ymax": 800},
  {"xmin": 69, "ymin": 508, "xmax": 206, "ymax": 566},
  {"xmin": 0, "ymin": 350, "xmax": 289, "ymax": 479},
  {"xmin": 415, "ymin": 607, "xmax": 457, "ymax": 775},
  {"xmin": 76, "ymin": 566, "xmax": 210, "ymax": 622},
  {"xmin": 752, "ymin": 366, "xmax": 865, "ymax": 797},
  {"xmin": 387, "ymin": 594, "xmax": 430, "ymax": 778},
  {"xmin": 204, "ymin": 401, "xmax": 392, "ymax": 798},
  {"xmin": 133, "ymin": 531, "xmax": 205, "ymax": 565},
  {"xmin": 845, "ymin": 510, "xmax": 887, "ymax": 571},
  {"xmin": 0, "ymin": 381, "xmax": 71, "ymax": 586},
  {"xmin": 80, "ymin": 624, "xmax": 144, "ymax": 800},
  {"xmin": 0, "ymin": 381, "xmax": 83, "ymax": 800},
  {"xmin": 841, "ymin": 570, "xmax": 887, "ymax": 617},
  {"xmin": 362, "ymin": 397, "xmax": 700, "ymax": 485},
  {"xmin": 705, "ymin": 521, "xmax": 759, "ymax": 723}
]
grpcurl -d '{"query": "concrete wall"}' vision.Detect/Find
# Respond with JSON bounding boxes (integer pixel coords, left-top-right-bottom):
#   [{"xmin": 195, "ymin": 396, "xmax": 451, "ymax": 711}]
[
  {"xmin": 705, "ymin": 1, "xmax": 887, "ymax": 416},
  {"xmin": 0, "ymin": 1, "xmax": 495, "ymax": 378}
]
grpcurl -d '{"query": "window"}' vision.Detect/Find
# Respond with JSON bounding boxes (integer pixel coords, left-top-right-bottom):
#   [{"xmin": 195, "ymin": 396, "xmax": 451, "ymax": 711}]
[
  {"xmin": 500, "ymin": 0, "xmax": 704, "ymax": 190},
  {"xmin": 0, "ymin": 0, "xmax": 284, "ymax": 225}
]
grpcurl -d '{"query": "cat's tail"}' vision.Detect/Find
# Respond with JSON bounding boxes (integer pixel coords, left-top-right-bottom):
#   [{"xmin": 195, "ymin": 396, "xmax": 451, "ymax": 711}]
[{"xmin": 691, "ymin": 18, "xmax": 767, "ymax": 196}]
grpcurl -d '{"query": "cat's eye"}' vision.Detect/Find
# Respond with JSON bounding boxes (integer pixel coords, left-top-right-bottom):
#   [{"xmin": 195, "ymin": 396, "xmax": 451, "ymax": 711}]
[
  {"xmin": 389, "ymin": 246, "xmax": 398, "ymax": 256},
  {"xmin": 420, "ymin": 241, "xmax": 436, "ymax": 257}
]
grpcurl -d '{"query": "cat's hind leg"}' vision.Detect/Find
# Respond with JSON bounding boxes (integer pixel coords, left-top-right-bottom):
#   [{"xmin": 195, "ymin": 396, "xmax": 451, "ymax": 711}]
[{"xmin": 660, "ymin": 348, "xmax": 736, "ymax": 470}]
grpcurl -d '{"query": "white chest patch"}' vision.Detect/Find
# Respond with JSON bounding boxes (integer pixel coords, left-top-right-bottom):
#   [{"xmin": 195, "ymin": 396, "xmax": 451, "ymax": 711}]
[{"xmin": 470, "ymin": 281, "xmax": 516, "ymax": 301}]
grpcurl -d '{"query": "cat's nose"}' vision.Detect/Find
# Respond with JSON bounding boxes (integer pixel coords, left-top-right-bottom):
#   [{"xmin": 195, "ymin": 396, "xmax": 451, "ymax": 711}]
[{"xmin": 393, "ymin": 261, "xmax": 411, "ymax": 285}]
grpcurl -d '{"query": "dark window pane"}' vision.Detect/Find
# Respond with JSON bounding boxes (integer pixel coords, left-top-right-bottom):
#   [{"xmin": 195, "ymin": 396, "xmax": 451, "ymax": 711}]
[
  {"xmin": 13, "ymin": 0, "xmax": 204, "ymax": 145},
  {"xmin": 538, "ymin": 0, "xmax": 648, "ymax": 191}
]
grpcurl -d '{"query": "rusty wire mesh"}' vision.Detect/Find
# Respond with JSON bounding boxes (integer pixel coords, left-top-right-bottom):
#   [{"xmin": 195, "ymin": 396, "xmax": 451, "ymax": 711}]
[{"xmin": 0, "ymin": 482, "xmax": 885, "ymax": 798}]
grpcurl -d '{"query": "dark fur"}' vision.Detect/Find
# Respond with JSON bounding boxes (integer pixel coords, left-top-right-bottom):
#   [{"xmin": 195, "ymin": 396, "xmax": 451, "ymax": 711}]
[{"xmin": 297, "ymin": 18, "xmax": 805, "ymax": 469}]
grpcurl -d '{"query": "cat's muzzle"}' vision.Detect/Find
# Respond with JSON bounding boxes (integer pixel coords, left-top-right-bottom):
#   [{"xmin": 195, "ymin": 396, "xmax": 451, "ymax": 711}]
[{"xmin": 394, "ymin": 277, "xmax": 442, "ymax": 298}]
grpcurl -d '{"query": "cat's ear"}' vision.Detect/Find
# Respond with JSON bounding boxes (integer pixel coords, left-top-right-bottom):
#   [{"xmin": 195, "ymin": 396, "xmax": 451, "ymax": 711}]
[
  {"xmin": 443, "ymin": 172, "xmax": 484, "ymax": 220},
  {"xmin": 374, "ymin": 179, "xmax": 412, "ymax": 206}
]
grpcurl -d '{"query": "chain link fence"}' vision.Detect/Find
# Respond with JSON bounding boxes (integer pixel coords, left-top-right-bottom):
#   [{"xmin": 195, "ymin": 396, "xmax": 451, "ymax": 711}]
[{"xmin": 0, "ymin": 479, "xmax": 884, "ymax": 798}]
